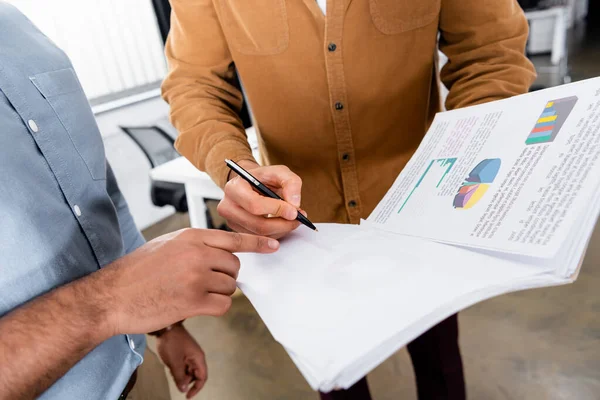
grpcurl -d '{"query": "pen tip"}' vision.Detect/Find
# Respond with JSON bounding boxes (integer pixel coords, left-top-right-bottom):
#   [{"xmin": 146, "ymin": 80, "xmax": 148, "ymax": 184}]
[{"xmin": 314, "ymin": 228, "xmax": 319, "ymax": 232}]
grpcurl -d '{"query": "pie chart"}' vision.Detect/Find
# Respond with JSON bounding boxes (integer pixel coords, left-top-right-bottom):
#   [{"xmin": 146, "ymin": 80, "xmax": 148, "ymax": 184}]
[{"xmin": 454, "ymin": 158, "xmax": 501, "ymax": 209}]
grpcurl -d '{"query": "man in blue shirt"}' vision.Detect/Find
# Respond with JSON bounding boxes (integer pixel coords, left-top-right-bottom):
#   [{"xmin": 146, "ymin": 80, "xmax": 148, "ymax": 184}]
[{"xmin": 0, "ymin": 3, "xmax": 280, "ymax": 399}]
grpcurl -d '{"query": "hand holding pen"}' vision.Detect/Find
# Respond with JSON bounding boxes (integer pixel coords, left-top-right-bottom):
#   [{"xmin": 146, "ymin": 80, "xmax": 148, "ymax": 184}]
[{"xmin": 217, "ymin": 159, "xmax": 317, "ymax": 239}]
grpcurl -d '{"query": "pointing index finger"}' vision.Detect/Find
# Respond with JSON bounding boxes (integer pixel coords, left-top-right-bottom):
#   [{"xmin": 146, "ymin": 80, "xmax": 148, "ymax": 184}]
[{"xmin": 202, "ymin": 230, "xmax": 280, "ymax": 253}]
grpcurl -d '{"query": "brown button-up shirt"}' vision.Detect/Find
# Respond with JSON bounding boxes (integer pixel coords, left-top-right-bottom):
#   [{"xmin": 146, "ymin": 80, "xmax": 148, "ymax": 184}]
[{"xmin": 162, "ymin": 0, "xmax": 536, "ymax": 224}]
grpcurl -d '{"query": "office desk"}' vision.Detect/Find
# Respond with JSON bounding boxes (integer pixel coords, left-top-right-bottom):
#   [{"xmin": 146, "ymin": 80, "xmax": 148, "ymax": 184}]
[
  {"xmin": 150, "ymin": 156, "xmax": 223, "ymax": 228},
  {"xmin": 149, "ymin": 127, "xmax": 259, "ymax": 228},
  {"xmin": 525, "ymin": 6, "xmax": 569, "ymax": 66}
]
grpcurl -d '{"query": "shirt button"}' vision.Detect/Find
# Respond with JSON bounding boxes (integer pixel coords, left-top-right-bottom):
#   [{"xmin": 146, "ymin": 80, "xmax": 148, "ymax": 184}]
[
  {"xmin": 342, "ymin": 153, "xmax": 350, "ymax": 161},
  {"xmin": 129, "ymin": 338, "xmax": 136, "ymax": 350},
  {"xmin": 73, "ymin": 205, "xmax": 82, "ymax": 217},
  {"xmin": 28, "ymin": 119, "xmax": 39, "ymax": 133},
  {"xmin": 348, "ymin": 200, "xmax": 357, "ymax": 208},
  {"xmin": 335, "ymin": 102, "xmax": 344, "ymax": 110},
  {"xmin": 328, "ymin": 43, "xmax": 337, "ymax": 52}
]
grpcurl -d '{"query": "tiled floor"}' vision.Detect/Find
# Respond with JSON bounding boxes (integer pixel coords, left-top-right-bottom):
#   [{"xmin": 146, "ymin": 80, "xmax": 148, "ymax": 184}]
[{"xmin": 142, "ymin": 26, "xmax": 600, "ymax": 400}]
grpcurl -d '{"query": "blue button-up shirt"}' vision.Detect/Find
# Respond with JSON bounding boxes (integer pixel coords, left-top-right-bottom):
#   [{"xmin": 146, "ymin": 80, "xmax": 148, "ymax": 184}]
[{"xmin": 0, "ymin": 4, "xmax": 147, "ymax": 399}]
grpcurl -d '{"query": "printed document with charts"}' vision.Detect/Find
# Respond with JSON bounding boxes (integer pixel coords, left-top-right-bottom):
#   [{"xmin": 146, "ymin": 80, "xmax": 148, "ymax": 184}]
[{"xmin": 236, "ymin": 78, "xmax": 600, "ymax": 392}]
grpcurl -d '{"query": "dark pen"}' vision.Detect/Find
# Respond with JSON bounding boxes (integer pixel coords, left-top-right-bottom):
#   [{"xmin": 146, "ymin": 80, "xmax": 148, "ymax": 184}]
[{"xmin": 225, "ymin": 159, "xmax": 318, "ymax": 232}]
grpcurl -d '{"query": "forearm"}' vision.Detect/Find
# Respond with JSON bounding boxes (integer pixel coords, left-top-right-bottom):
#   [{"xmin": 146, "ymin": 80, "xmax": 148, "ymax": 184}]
[
  {"xmin": 439, "ymin": 0, "xmax": 536, "ymax": 110},
  {"xmin": 0, "ymin": 274, "xmax": 113, "ymax": 399}
]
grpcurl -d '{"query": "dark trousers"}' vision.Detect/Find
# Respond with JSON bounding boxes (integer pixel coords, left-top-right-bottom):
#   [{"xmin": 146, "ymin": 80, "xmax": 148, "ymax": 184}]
[{"xmin": 319, "ymin": 314, "xmax": 465, "ymax": 400}]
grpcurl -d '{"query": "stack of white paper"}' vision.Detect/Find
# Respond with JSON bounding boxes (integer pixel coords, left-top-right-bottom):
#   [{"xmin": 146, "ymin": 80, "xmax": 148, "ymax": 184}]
[{"xmin": 236, "ymin": 77, "xmax": 600, "ymax": 391}]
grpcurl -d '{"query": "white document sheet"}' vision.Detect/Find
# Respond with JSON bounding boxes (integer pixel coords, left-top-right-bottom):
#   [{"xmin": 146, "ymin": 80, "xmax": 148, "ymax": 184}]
[
  {"xmin": 369, "ymin": 79, "xmax": 600, "ymax": 258},
  {"xmin": 237, "ymin": 224, "xmax": 563, "ymax": 390},
  {"xmin": 233, "ymin": 78, "xmax": 600, "ymax": 391}
]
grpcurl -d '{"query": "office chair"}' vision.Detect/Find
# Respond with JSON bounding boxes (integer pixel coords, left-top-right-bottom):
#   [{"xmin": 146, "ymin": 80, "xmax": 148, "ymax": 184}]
[
  {"xmin": 120, "ymin": 125, "xmax": 188, "ymax": 213},
  {"xmin": 120, "ymin": 125, "xmax": 230, "ymax": 230},
  {"xmin": 120, "ymin": 125, "xmax": 180, "ymax": 168}
]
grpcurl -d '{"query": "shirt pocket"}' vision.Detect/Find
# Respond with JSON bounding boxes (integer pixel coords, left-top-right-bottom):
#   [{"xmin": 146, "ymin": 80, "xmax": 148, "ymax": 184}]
[
  {"xmin": 217, "ymin": 0, "xmax": 289, "ymax": 55},
  {"xmin": 369, "ymin": 0, "xmax": 441, "ymax": 35},
  {"xmin": 30, "ymin": 68, "xmax": 106, "ymax": 180}
]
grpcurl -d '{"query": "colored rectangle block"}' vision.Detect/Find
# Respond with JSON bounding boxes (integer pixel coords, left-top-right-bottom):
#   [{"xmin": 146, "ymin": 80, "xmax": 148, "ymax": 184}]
[
  {"xmin": 535, "ymin": 120, "xmax": 556, "ymax": 128},
  {"xmin": 538, "ymin": 115, "xmax": 558, "ymax": 123},
  {"xmin": 531, "ymin": 125, "xmax": 554, "ymax": 134},
  {"xmin": 545, "ymin": 102, "xmax": 554, "ymax": 108},
  {"xmin": 541, "ymin": 110, "xmax": 556, "ymax": 118},
  {"xmin": 528, "ymin": 129, "xmax": 555, "ymax": 139},
  {"xmin": 526, "ymin": 135, "xmax": 552, "ymax": 144}
]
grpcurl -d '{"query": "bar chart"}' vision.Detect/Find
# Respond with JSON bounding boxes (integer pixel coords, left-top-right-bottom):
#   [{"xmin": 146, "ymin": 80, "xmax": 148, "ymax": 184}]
[{"xmin": 526, "ymin": 96, "xmax": 578, "ymax": 145}]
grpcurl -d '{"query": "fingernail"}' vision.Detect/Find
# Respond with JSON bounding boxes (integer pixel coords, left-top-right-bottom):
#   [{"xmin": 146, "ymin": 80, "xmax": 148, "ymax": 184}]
[
  {"xmin": 268, "ymin": 239, "xmax": 279, "ymax": 249},
  {"xmin": 179, "ymin": 385, "xmax": 186, "ymax": 392},
  {"xmin": 285, "ymin": 208, "xmax": 298, "ymax": 220},
  {"xmin": 291, "ymin": 194, "xmax": 301, "ymax": 207}
]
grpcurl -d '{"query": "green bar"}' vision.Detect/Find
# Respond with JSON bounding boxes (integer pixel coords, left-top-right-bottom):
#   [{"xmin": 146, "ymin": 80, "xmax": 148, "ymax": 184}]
[{"xmin": 526, "ymin": 135, "xmax": 552, "ymax": 145}]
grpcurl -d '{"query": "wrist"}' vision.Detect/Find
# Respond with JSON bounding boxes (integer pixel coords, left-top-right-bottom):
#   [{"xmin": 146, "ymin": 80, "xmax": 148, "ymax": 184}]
[
  {"xmin": 227, "ymin": 159, "xmax": 260, "ymax": 181},
  {"xmin": 151, "ymin": 321, "xmax": 184, "ymax": 339},
  {"xmin": 237, "ymin": 159, "xmax": 259, "ymax": 170}
]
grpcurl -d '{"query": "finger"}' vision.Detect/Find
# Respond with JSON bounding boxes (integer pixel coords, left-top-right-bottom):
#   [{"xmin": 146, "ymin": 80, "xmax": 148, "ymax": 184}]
[
  {"xmin": 169, "ymin": 363, "xmax": 191, "ymax": 393},
  {"xmin": 252, "ymin": 165, "xmax": 303, "ymax": 208},
  {"xmin": 179, "ymin": 376, "xmax": 193, "ymax": 394},
  {"xmin": 197, "ymin": 356, "xmax": 208, "ymax": 382},
  {"xmin": 228, "ymin": 221, "xmax": 294, "ymax": 240},
  {"xmin": 206, "ymin": 271, "xmax": 238, "ymax": 296},
  {"xmin": 228, "ymin": 222, "xmax": 299, "ymax": 240},
  {"xmin": 198, "ymin": 247, "xmax": 240, "ymax": 279},
  {"xmin": 225, "ymin": 178, "xmax": 298, "ymax": 220},
  {"xmin": 219, "ymin": 211, "xmax": 263, "ymax": 236},
  {"xmin": 197, "ymin": 293, "xmax": 233, "ymax": 316},
  {"xmin": 187, "ymin": 380, "xmax": 204, "ymax": 399},
  {"xmin": 229, "ymin": 221, "xmax": 294, "ymax": 240},
  {"xmin": 202, "ymin": 230, "xmax": 280, "ymax": 253},
  {"xmin": 226, "ymin": 221, "xmax": 257, "ymax": 235},
  {"xmin": 186, "ymin": 356, "xmax": 207, "ymax": 398},
  {"xmin": 220, "ymin": 202, "xmax": 300, "ymax": 237}
]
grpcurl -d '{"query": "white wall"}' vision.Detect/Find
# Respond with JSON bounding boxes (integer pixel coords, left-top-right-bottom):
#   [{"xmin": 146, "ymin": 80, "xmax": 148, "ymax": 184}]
[
  {"xmin": 7, "ymin": 0, "xmax": 167, "ymax": 101},
  {"xmin": 98, "ymin": 98, "xmax": 177, "ymax": 231}
]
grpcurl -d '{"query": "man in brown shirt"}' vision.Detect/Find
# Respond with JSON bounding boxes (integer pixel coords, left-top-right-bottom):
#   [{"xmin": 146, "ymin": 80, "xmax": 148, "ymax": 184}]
[{"xmin": 162, "ymin": 0, "xmax": 536, "ymax": 398}]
